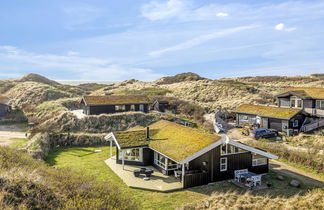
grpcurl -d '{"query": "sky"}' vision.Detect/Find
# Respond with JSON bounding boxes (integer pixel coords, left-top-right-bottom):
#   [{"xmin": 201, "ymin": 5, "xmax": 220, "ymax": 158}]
[{"xmin": 0, "ymin": 0, "xmax": 324, "ymax": 81}]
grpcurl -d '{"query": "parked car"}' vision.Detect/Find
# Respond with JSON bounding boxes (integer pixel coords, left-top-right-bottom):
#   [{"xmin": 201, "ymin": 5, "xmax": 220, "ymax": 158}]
[{"xmin": 250, "ymin": 128, "xmax": 278, "ymax": 140}]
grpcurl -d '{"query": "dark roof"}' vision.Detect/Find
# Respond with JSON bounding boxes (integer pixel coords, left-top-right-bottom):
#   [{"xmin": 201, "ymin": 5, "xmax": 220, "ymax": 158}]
[
  {"xmin": 82, "ymin": 95, "xmax": 151, "ymax": 105},
  {"xmin": 114, "ymin": 120, "xmax": 221, "ymax": 162},
  {"xmin": 233, "ymin": 104, "xmax": 302, "ymax": 120},
  {"xmin": 276, "ymin": 87, "xmax": 324, "ymax": 99},
  {"xmin": 0, "ymin": 96, "xmax": 10, "ymax": 105}
]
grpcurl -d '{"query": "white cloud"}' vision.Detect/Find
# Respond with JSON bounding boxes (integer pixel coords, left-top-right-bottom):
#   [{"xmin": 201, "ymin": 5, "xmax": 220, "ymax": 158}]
[
  {"xmin": 0, "ymin": 46, "xmax": 163, "ymax": 81},
  {"xmin": 274, "ymin": 23, "xmax": 297, "ymax": 32},
  {"xmin": 274, "ymin": 23, "xmax": 285, "ymax": 31},
  {"xmin": 141, "ymin": 0, "xmax": 188, "ymax": 21},
  {"xmin": 149, "ymin": 25, "xmax": 258, "ymax": 57},
  {"xmin": 216, "ymin": 12, "xmax": 228, "ymax": 17}
]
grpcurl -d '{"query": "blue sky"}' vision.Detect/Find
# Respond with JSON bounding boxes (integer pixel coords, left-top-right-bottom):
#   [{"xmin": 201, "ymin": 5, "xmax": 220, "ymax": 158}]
[{"xmin": 0, "ymin": 0, "xmax": 324, "ymax": 81}]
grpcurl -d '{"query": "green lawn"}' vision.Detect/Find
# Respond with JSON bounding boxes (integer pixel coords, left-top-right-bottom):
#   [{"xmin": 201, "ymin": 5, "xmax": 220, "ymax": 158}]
[
  {"xmin": 45, "ymin": 146, "xmax": 312, "ymax": 210},
  {"xmin": 9, "ymin": 138, "xmax": 29, "ymax": 149}
]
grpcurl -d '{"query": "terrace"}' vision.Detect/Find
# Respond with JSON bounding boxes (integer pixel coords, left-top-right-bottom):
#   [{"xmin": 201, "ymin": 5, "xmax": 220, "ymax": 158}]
[{"xmin": 105, "ymin": 157, "xmax": 183, "ymax": 192}]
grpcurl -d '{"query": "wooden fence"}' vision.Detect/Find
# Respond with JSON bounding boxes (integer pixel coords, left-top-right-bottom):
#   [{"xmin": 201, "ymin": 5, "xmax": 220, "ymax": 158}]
[
  {"xmin": 301, "ymin": 118, "xmax": 324, "ymax": 132},
  {"xmin": 183, "ymin": 172, "xmax": 209, "ymax": 188}
]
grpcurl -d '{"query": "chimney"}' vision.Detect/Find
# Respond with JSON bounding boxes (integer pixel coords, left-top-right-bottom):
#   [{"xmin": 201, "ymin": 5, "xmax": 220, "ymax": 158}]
[{"xmin": 146, "ymin": 127, "xmax": 150, "ymax": 140}]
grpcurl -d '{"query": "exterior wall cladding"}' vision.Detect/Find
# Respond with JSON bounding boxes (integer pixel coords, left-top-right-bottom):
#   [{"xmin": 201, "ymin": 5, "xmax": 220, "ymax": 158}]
[
  {"xmin": 88, "ymin": 104, "xmax": 149, "ymax": 115},
  {"xmin": 188, "ymin": 145, "xmax": 268, "ymax": 182},
  {"xmin": 116, "ymin": 145, "xmax": 268, "ymax": 183}
]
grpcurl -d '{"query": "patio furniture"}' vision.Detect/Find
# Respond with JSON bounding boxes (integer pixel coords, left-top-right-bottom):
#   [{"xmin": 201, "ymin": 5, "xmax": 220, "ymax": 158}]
[
  {"xmin": 238, "ymin": 171, "xmax": 262, "ymax": 188},
  {"xmin": 174, "ymin": 170, "xmax": 182, "ymax": 179},
  {"xmin": 144, "ymin": 169, "xmax": 154, "ymax": 177},
  {"xmin": 133, "ymin": 168, "xmax": 154, "ymax": 177},
  {"xmin": 234, "ymin": 169, "xmax": 248, "ymax": 182},
  {"xmin": 134, "ymin": 170, "xmax": 141, "ymax": 177}
]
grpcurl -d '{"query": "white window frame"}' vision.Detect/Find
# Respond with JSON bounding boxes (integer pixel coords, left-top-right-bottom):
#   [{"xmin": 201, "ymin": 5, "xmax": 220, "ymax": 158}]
[
  {"xmin": 252, "ymin": 158, "xmax": 267, "ymax": 166},
  {"xmin": 130, "ymin": 104, "xmax": 135, "ymax": 111},
  {"xmin": 115, "ymin": 105, "xmax": 126, "ymax": 111},
  {"xmin": 290, "ymin": 96, "xmax": 303, "ymax": 108},
  {"xmin": 316, "ymin": 100, "xmax": 324, "ymax": 110},
  {"xmin": 220, "ymin": 144, "xmax": 247, "ymax": 156},
  {"xmin": 220, "ymin": 157, "xmax": 227, "ymax": 172},
  {"xmin": 154, "ymin": 151, "xmax": 179, "ymax": 171},
  {"xmin": 293, "ymin": 119, "xmax": 299, "ymax": 127},
  {"xmin": 118, "ymin": 148, "xmax": 143, "ymax": 162},
  {"xmin": 139, "ymin": 104, "xmax": 145, "ymax": 112}
]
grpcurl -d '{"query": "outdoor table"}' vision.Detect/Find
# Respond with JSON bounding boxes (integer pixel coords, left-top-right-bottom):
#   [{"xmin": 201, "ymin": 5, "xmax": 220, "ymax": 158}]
[{"xmin": 239, "ymin": 172, "xmax": 257, "ymax": 179}]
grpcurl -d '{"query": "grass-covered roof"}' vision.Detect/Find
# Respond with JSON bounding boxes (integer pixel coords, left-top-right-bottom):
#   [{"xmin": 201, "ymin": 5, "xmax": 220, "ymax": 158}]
[
  {"xmin": 83, "ymin": 95, "xmax": 151, "ymax": 105},
  {"xmin": 234, "ymin": 104, "xmax": 301, "ymax": 119},
  {"xmin": 114, "ymin": 120, "xmax": 221, "ymax": 162},
  {"xmin": 277, "ymin": 87, "xmax": 324, "ymax": 99}
]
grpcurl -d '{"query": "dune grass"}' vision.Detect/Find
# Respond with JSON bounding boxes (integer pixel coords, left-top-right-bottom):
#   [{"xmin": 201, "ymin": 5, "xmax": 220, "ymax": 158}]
[
  {"xmin": 9, "ymin": 138, "xmax": 29, "ymax": 149},
  {"xmin": 45, "ymin": 146, "xmax": 316, "ymax": 210}
]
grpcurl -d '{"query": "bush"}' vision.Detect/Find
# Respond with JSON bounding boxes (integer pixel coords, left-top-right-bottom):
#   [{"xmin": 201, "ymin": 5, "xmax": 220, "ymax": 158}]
[{"xmin": 0, "ymin": 147, "xmax": 138, "ymax": 209}]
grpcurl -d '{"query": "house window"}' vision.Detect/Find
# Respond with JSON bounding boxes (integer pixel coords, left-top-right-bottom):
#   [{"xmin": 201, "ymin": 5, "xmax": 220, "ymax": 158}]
[
  {"xmin": 316, "ymin": 100, "xmax": 324, "ymax": 110},
  {"xmin": 290, "ymin": 96, "xmax": 296, "ymax": 107},
  {"xmin": 139, "ymin": 104, "xmax": 144, "ymax": 112},
  {"xmin": 252, "ymin": 154, "xmax": 267, "ymax": 166},
  {"xmin": 293, "ymin": 120, "xmax": 299, "ymax": 127},
  {"xmin": 154, "ymin": 152, "xmax": 178, "ymax": 170},
  {"xmin": 220, "ymin": 157, "xmax": 227, "ymax": 171},
  {"xmin": 297, "ymin": 99, "xmax": 303, "ymax": 108},
  {"xmin": 220, "ymin": 144, "xmax": 246, "ymax": 156},
  {"xmin": 115, "ymin": 105, "xmax": 126, "ymax": 111},
  {"xmin": 130, "ymin": 105, "xmax": 135, "ymax": 111},
  {"xmin": 290, "ymin": 96, "xmax": 302, "ymax": 108},
  {"xmin": 119, "ymin": 148, "xmax": 142, "ymax": 162}
]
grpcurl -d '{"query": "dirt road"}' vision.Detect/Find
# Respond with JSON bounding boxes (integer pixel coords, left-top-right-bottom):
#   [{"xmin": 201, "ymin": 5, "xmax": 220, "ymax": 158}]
[
  {"xmin": 0, "ymin": 124, "xmax": 26, "ymax": 146},
  {"xmin": 270, "ymin": 160, "xmax": 324, "ymax": 188}
]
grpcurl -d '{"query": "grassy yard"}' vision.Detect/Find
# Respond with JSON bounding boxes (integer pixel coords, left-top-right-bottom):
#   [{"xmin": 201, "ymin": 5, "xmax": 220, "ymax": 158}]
[
  {"xmin": 45, "ymin": 146, "xmax": 314, "ymax": 210},
  {"xmin": 9, "ymin": 138, "xmax": 29, "ymax": 149}
]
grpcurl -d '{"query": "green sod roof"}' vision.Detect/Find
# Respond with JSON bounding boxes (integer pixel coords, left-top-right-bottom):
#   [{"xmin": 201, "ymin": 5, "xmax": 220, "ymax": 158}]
[
  {"xmin": 234, "ymin": 104, "xmax": 301, "ymax": 119},
  {"xmin": 82, "ymin": 95, "xmax": 151, "ymax": 105},
  {"xmin": 114, "ymin": 120, "xmax": 221, "ymax": 162},
  {"xmin": 277, "ymin": 87, "xmax": 324, "ymax": 99}
]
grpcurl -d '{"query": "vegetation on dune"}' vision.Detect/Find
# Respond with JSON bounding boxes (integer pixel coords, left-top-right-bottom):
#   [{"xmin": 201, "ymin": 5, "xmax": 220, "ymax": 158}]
[
  {"xmin": 9, "ymin": 138, "xmax": 29, "ymax": 149},
  {"xmin": 246, "ymin": 140, "xmax": 324, "ymax": 174},
  {"xmin": 0, "ymin": 147, "xmax": 138, "ymax": 210},
  {"xmin": 179, "ymin": 189, "xmax": 324, "ymax": 210},
  {"xmin": 155, "ymin": 72, "xmax": 206, "ymax": 85},
  {"xmin": 115, "ymin": 87, "xmax": 172, "ymax": 96}
]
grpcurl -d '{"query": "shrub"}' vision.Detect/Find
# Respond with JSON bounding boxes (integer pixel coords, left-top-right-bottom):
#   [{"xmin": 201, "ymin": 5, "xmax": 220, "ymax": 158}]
[{"xmin": 0, "ymin": 147, "xmax": 139, "ymax": 210}]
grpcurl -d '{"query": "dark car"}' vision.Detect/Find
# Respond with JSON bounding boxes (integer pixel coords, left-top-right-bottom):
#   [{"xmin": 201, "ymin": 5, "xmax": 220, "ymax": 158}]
[{"xmin": 250, "ymin": 128, "xmax": 278, "ymax": 140}]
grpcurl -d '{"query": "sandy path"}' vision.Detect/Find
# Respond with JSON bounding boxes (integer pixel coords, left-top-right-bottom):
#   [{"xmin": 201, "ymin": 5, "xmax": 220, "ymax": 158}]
[
  {"xmin": 270, "ymin": 160, "xmax": 324, "ymax": 188},
  {"xmin": 0, "ymin": 125, "xmax": 26, "ymax": 146}
]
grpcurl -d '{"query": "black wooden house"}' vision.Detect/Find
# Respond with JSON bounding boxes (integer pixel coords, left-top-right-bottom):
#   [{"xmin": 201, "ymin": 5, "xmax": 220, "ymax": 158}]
[
  {"xmin": 80, "ymin": 95, "xmax": 151, "ymax": 115},
  {"xmin": 106, "ymin": 120, "xmax": 277, "ymax": 188}
]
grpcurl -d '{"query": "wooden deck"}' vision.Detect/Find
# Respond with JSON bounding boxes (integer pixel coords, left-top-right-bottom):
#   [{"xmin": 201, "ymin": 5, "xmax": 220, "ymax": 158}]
[{"xmin": 105, "ymin": 157, "xmax": 183, "ymax": 192}]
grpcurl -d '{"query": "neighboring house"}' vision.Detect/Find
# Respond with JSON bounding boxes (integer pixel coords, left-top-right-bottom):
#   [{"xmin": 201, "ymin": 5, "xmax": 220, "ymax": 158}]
[
  {"xmin": 0, "ymin": 96, "xmax": 11, "ymax": 118},
  {"xmin": 152, "ymin": 100, "xmax": 169, "ymax": 112},
  {"xmin": 234, "ymin": 104, "xmax": 305, "ymax": 136},
  {"xmin": 275, "ymin": 87, "xmax": 324, "ymax": 117},
  {"xmin": 80, "ymin": 95, "xmax": 151, "ymax": 115},
  {"xmin": 106, "ymin": 120, "xmax": 277, "ymax": 188}
]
